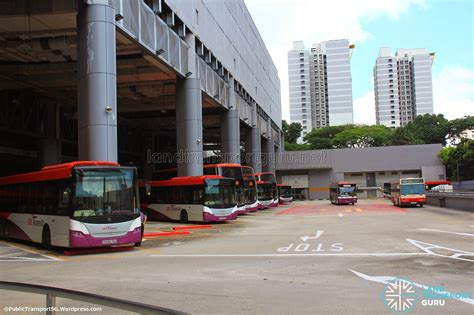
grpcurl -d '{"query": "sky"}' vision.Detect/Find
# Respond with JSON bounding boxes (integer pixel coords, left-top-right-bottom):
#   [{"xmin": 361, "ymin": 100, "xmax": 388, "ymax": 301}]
[{"xmin": 244, "ymin": 0, "xmax": 474, "ymax": 124}]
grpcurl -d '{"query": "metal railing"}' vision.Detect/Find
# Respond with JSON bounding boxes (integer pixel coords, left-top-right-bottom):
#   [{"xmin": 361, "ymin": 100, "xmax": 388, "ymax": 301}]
[
  {"xmin": 109, "ymin": 0, "xmax": 189, "ymax": 77},
  {"xmin": 0, "ymin": 281, "xmax": 187, "ymax": 315},
  {"xmin": 427, "ymin": 191, "xmax": 474, "ymax": 198}
]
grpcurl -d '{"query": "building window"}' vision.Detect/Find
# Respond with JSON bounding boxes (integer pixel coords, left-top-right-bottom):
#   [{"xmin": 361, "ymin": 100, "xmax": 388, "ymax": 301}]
[
  {"xmin": 391, "ymin": 171, "xmax": 398, "ymax": 175},
  {"xmin": 378, "ymin": 172, "xmax": 385, "ymax": 175},
  {"xmin": 350, "ymin": 173, "xmax": 363, "ymax": 177}
]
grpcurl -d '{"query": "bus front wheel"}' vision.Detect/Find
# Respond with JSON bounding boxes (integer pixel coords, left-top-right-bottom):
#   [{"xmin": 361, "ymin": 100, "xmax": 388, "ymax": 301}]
[
  {"xmin": 42, "ymin": 225, "xmax": 52, "ymax": 250},
  {"xmin": 180, "ymin": 210, "xmax": 189, "ymax": 223},
  {"xmin": 135, "ymin": 225, "xmax": 144, "ymax": 247}
]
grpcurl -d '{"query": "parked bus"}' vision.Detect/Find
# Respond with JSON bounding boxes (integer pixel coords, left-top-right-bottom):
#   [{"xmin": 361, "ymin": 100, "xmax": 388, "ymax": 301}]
[
  {"xmin": 204, "ymin": 163, "xmax": 247, "ymax": 214},
  {"xmin": 242, "ymin": 166, "xmax": 258, "ymax": 212},
  {"xmin": 0, "ymin": 161, "xmax": 143, "ymax": 249},
  {"xmin": 255, "ymin": 172, "xmax": 278, "ymax": 207},
  {"xmin": 277, "ymin": 184, "xmax": 293, "ymax": 204},
  {"xmin": 390, "ymin": 178, "xmax": 426, "ymax": 207},
  {"xmin": 329, "ymin": 182, "xmax": 358, "ymax": 205},
  {"xmin": 383, "ymin": 182, "xmax": 391, "ymax": 198},
  {"xmin": 256, "ymin": 181, "xmax": 274, "ymax": 209},
  {"xmin": 425, "ymin": 180, "xmax": 451, "ymax": 190},
  {"xmin": 140, "ymin": 175, "xmax": 238, "ymax": 223}
]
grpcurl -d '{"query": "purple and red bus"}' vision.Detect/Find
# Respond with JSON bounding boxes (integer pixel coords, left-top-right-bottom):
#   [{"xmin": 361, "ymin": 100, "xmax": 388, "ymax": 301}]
[
  {"xmin": 242, "ymin": 166, "xmax": 258, "ymax": 212},
  {"xmin": 329, "ymin": 182, "xmax": 358, "ymax": 205},
  {"xmin": 277, "ymin": 184, "xmax": 293, "ymax": 204},
  {"xmin": 204, "ymin": 163, "xmax": 247, "ymax": 214},
  {"xmin": 255, "ymin": 172, "xmax": 278, "ymax": 207},
  {"xmin": 140, "ymin": 175, "xmax": 238, "ymax": 223},
  {"xmin": 0, "ymin": 161, "xmax": 143, "ymax": 249},
  {"xmin": 256, "ymin": 180, "xmax": 274, "ymax": 209}
]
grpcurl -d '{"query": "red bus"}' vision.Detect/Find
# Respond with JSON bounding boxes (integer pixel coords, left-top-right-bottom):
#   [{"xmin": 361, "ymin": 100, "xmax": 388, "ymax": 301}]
[
  {"xmin": 204, "ymin": 163, "xmax": 247, "ymax": 214},
  {"xmin": 390, "ymin": 178, "xmax": 426, "ymax": 207},
  {"xmin": 329, "ymin": 182, "xmax": 357, "ymax": 205},
  {"xmin": 140, "ymin": 175, "xmax": 238, "ymax": 223},
  {"xmin": 0, "ymin": 161, "xmax": 143, "ymax": 249},
  {"xmin": 425, "ymin": 180, "xmax": 451, "ymax": 190},
  {"xmin": 242, "ymin": 166, "xmax": 258, "ymax": 212},
  {"xmin": 255, "ymin": 172, "xmax": 278, "ymax": 207},
  {"xmin": 277, "ymin": 184, "xmax": 293, "ymax": 204},
  {"xmin": 256, "ymin": 181, "xmax": 274, "ymax": 209}
]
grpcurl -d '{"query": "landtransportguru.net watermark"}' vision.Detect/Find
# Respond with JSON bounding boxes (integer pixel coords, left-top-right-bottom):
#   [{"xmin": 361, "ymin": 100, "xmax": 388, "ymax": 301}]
[
  {"xmin": 4, "ymin": 306, "xmax": 102, "ymax": 312},
  {"xmin": 381, "ymin": 278, "xmax": 472, "ymax": 313}
]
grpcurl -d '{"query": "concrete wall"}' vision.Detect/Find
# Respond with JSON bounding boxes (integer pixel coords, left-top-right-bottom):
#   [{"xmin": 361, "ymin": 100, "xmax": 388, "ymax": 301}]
[
  {"xmin": 427, "ymin": 193, "xmax": 474, "ymax": 212},
  {"xmin": 166, "ymin": 0, "xmax": 281, "ymax": 127}
]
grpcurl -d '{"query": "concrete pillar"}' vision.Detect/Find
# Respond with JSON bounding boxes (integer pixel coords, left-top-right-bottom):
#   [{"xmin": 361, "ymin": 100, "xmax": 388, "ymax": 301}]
[
  {"xmin": 176, "ymin": 33, "xmax": 203, "ymax": 176},
  {"xmin": 245, "ymin": 127, "xmax": 262, "ymax": 173},
  {"xmin": 38, "ymin": 139, "xmax": 61, "ymax": 168},
  {"xmin": 221, "ymin": 79, "xmax": 240, "ymax": 163},
  {"xmin": 262, "ymin": 137, "xmax": 275, "ymax": 173},
  {"xmin": 77, "ymin": 1, "xmax": 117, "ymax": 162}
]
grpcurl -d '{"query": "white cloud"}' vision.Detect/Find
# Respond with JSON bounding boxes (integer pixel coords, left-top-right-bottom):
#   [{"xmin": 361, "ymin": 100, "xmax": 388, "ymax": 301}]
[
  {"xmin": 433, "ymin": 66, "xmax": 474, "ymax": 119},
  {"xmin": 245, "ymin": 0, "xmax": 426, "ymax": 121},
  {"xmin": 353, "ymin": 91, "xmax": 376, "ymax": 125}
]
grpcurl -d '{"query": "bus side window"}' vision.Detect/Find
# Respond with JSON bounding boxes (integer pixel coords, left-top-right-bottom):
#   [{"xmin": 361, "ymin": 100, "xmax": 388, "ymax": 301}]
[
  {"xmin": 58, "ymin": 182, "xmax": 71, "ymax": 216},
  {"xmin": 18, "ymin": 183, "xmax": 29, "ymax": 213},
  {"xmin": 44, "ymin": 181, "xmax": 57, "ymax": 215}
]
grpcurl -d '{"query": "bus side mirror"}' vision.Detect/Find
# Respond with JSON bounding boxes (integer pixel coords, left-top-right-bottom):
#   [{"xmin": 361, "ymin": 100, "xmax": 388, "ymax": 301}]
[{"xmin": 145, "ymin": 184, "xmax": 151, "ymax": 196}]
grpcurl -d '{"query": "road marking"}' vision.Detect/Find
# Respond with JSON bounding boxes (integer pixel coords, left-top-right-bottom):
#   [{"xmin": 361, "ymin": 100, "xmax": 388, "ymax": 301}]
[
  {"xmin": 0, "ymin": 241, "xmax": 62, "ymax": 261},
  {"xmin": 418, "ymin": 228, "xmax": 474, "ymax": 237},
  {"xmin": 300, "ymin": 230, "xmax": 324, "ymax": 242},
  {"xmin": 320, "ymin": 208, "xmax": 327, "ymax": 212},
  {"xmin": 406, "ymin": 239, "xmax": 474, "ymax": 262},
  {"xmin": 350, "ymin": 269, "xmax": 474, "ymax": 305},
  {"xmin": 344, "ymin": 208, "xmax": 352, "ymax": 213},
  {"xmin": 355, "ymin": 208, "xmax": 363, "ymax": 212},
  {"xmin": 150, "ymin": 253, "xmax": 430, "ymax": 258}
]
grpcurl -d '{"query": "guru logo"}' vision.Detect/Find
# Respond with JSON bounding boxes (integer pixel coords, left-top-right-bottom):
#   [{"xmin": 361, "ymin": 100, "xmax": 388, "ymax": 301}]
[{"xmin": 382, "ymin": 278, "xmax": 418, "ymax": 313}]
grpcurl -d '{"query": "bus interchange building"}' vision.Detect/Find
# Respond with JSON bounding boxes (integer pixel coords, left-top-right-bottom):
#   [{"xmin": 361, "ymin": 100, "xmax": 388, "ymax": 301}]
[
  {"xmin": 275, "ymin": 144, "xmax": 446, "ymax": 199},
  {"xmin": 0, "ymin": 0, "xmax": 282, "ymax": 178}
]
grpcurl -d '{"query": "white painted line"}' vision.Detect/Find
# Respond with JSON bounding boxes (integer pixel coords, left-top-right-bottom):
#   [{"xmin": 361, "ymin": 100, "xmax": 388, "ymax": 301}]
[
  {"xmin": 150, "ymin": 253, "xmax": 431, "ymax": 258},
  {"xmin": 418, "ymin": 228, "xmax": 474, "ymax": 237},
  {"xmin": 300, "ymin": 230, "xmax": 324, "ymax": 242},
  {"xmin": 0, "ymin": 241, "xmax": 62, "ymax": 261},
  {"xmin": 350, "ymin": 269, "xmax": 474, "ymax": 305},
  {"xmin": 406, "ymin": 239, "xmax": 474, "ymax": 262}
]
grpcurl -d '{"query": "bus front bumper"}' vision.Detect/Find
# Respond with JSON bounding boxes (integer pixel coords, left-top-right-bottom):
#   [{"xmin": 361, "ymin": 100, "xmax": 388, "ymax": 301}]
[{"xmin": 69, "ymin": 228, "xmax": 142, "ymax": 248}]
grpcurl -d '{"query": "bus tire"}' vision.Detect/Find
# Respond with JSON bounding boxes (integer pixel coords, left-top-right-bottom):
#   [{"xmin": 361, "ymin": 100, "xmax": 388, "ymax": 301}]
[
  {"xmin": 42, "ymin": 225, "xmax": 52, "ymax": 250},
  {"xmin": 135, "ymin": 225, "xmax": 144, "ymax": 247},
  {"xmin": 180, "ymin": 210, "xmax": 189, "ymax": 223},
  {"xmin": 419, "ymin": 204, "xmax": 423, "ymax": 208}
]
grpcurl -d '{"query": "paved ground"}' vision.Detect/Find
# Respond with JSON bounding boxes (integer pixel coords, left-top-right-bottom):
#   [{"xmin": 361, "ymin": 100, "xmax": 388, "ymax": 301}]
[{"xmin": 0, "ymin": 199, "xmax": 473, "ymax": 314}]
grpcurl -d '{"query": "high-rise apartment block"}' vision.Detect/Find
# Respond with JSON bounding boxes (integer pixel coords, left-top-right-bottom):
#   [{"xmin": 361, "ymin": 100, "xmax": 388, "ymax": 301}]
[
  {"xmin": 374, "ymin": 48, "xmax": 434, "ymax": 128},
  {"xmin": 288, "ymin": 40, "xmax": 354, "ymax": 141}
]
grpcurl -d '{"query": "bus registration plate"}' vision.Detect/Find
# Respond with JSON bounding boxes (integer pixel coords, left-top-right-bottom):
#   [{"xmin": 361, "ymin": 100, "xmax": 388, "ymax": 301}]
[{"xmin": 102, "ymin": 239, "xmax": 117, "ymax": 245}]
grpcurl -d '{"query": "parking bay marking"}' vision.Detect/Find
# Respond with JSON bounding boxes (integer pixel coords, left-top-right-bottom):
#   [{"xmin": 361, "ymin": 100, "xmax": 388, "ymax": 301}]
[
  {"xmin": 350, "ymin": 269, "xmax": 474, "ymax": 305},
  {"xmin": 151, "ymin": 253, "xmax": 431, "ymax": 258},
  {"xmin": 418, "ymin": 228, "xmax": 474, "ymax": 237},
  {"xmin": 406, "ymin": 239, "xmax": 474, "ymax": 262}
]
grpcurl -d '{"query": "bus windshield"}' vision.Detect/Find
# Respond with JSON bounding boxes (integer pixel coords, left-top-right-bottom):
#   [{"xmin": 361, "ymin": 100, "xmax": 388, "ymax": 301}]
[
  {"xmin": 220, "ymin": 167, "xmax": 242, "ymax": 179},
  {"xmin": 260, "ymin": 174, "xmax": 276, "ymax": 183},
  {"xmin": 339, "ymin": 186, "xmax": 355, "ymax": 196},
  {"xmin": 400, "ymin": 184, "xmax": 425, "ymax": 195},
  {"xmin": 204, "ymin": 179, "xmax": 236, "ymax": 207},
  {"xmin": 73, "ymin": 168, "xmax": 139, "ymax": 222},
  {"xmin": 279, "ymin": 186, "xmax": 291, "ymax": 196},
  {"xmin": 258, "ymin": 184, "xmax": 273, "ymax": 200}
]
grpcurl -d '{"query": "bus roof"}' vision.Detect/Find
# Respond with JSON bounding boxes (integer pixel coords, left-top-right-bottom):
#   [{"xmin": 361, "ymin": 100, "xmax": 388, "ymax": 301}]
[
  {"xmin": 426, "ymin": 180, "xmax": 451, "ymax": 185},
  {"xmin": 0, "ymin": 161, "xmax": 120, "ymax": 186},
  {"xmin": 204, "ymin": 163, "xmax": 241, "ymax": 168},
  {"xmin": 332, "ymin": 182, "xmax": 355, "ymax": 185},
  {"xmin": 146, "ymin": 175, "xmax": 227, "ymax": 187},
  {"xmin": 255, "ymin": 172, "xmax": 275, "ymax": 176}
]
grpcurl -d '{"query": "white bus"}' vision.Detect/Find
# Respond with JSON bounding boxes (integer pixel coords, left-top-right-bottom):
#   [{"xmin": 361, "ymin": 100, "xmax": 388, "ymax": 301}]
[
  {"xmin": 0, "ymin": 161, "xmax": 143, "ymax": 249},
  {"xmin": 140, "ymin": 175, "xmax": 238, "ymax": 223}
]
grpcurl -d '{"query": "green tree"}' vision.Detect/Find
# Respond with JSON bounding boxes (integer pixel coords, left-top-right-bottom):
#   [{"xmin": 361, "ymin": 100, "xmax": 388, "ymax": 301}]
[
  {"xmin": 332, "ymin": 125, "xmax": 394, "ymax": 148},
  {"xmin": 446, "ymin": 116, "xmax": 474, "ymax": 144},
  {"xmin": 389, "ymin": 127, "xmax": 423, "ymax": 146},
  {"xmin": 438, "ymin": 139, "xmax": 474, "ymax": 181},
  {"xmin": 402, "ymin": 114, "xmax": 449, "ymax": 145},
  {"xmin": 282, "ymin": 120, "xmax": 303, "ymax": 144},
  {"xmin": 303, "ymin": 125, "xmax": 354, "ymax": 149},
  {"xmin": 284, "ymin": 142, "xmax": 312, "ymax": 151}
]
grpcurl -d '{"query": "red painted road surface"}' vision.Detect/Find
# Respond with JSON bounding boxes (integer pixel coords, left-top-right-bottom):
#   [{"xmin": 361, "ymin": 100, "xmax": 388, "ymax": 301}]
[{"xmin": 277, "ymin": 203, "xmax": 409, "ymax": 215}]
